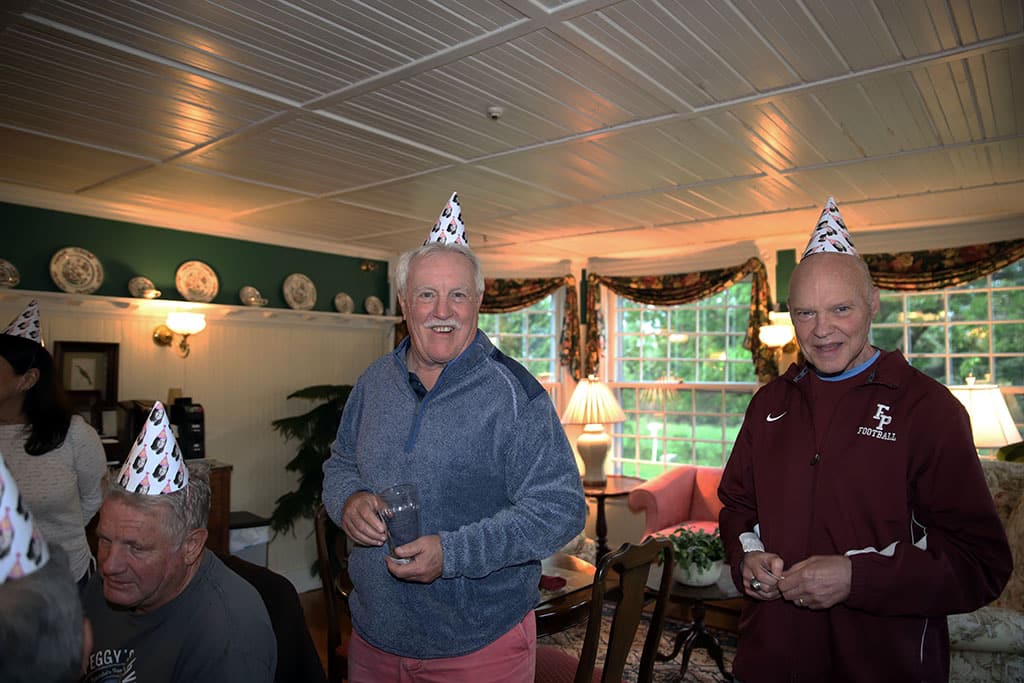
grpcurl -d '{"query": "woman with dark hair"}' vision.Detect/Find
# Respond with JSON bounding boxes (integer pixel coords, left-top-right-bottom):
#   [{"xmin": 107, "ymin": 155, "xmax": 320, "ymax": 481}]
[{"xmin": 0, "ymin": 302, "xmax": 106, "ymax": 584}]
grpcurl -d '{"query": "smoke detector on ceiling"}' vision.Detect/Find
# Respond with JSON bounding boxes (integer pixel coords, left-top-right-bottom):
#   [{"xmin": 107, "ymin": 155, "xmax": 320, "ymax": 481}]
[{"xmin": 486, "ymin": 106, "xmax": 504, "ymax": 121}]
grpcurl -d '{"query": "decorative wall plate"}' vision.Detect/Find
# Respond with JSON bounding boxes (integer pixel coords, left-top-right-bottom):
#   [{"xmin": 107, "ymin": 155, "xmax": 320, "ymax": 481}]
[
  {"xmin": 50, "ymin": 247, "xmax": 104, "ymax": 294},
  {"xmin": 364, "ymin": 295, "xmax": 385, "ymax": 316},
  {"xmin": 333, "ymin": 292, "xmax": 354, "ymax": 314},
  {"xmin": 239, "ymin": 285, "xmax": 267, "ymax": 306},
  {"xmin": 0, "ymin": 258, "xmax": 19, "ymax": 287},
  {"xmin": 283, "ymin": 273, "xmax": 316, "ymax": 310},
  {"xmin": 175, "ymin": 260, "xmax": 219, "ymax": 303}
]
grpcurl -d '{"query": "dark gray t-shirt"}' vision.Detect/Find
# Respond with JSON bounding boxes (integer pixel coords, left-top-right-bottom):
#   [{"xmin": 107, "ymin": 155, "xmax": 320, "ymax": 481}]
[{"xmin": 82, "ymin": 550, "xmax": 276, "ymax": 683}]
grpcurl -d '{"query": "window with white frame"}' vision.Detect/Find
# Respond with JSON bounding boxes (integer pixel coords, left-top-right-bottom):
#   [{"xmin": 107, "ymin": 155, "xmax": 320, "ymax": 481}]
[
  {"xmin": 606, "ymin": 278, "xmax": 758, "ymax": 478},
  {"xmin": 870, "ymin": 259, "xmax": 1024, "ymax": 434},
  {"xmin": 478, "ymin": 295, "xmax": 561, "ymax": 401},
  {"xmin": 602, "ymin": 260, "xmax": 1024, "ymax": 479}
]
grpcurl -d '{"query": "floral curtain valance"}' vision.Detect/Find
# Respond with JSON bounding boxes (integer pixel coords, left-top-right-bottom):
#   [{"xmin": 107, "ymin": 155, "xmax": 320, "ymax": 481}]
[
  {"xmin": 864, "ymin": 238, "xmax": 1024, "ymax": 291},
  {"xmin": 583, "ymin": 257, "xmax": 775, "ymax": 381},
  {"xmin": 482, "ymin": 275, "xmax": 581, "ymax": 381}
]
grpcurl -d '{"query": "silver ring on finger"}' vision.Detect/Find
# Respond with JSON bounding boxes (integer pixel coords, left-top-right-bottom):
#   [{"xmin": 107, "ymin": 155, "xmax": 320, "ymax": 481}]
[
  {"xmin": 798, "ymin": 597, "xmax": 805, "ymax": 607},
  {"xmin": 749, "ymin": 577, "xmax": 763, "ymax": 592}
]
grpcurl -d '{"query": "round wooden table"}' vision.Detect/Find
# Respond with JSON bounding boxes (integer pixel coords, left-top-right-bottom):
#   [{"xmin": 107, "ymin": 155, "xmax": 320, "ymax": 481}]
[
  {"xmin": 648, "ymin": 563, "xmax": 739, "ymax": 681},
  {"xmin": 583, "ymin": 475, "xmax": 645, "ymax": 561},
  {"xmin": 535, "ymin": 552, "xmax": 596, "ymax": 637}
]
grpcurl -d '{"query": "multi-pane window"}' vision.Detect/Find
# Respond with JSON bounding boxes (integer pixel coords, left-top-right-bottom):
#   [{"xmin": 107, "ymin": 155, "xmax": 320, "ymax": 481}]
[
  {"xmin": 478, "ymin": 296, "xmax": 560, "ymax": 395},
  {"xmin": 613, "ymin": 281, "xmax": 757, "ymax": 384},
  {"xmin": 601, "ymin": 261, "xmax": 1024, "ymax": 479},
  {"xmin": 607, "ymin": 279, "xmax": 758, "ymax": 477},
  {"xmin": 871, "ymin": 259, "xmax": 1024, "ymax": 434}
]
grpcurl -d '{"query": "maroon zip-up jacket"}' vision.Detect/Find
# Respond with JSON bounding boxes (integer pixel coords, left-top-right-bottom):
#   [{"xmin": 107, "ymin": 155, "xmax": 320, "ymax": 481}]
[{"xmin": 719, "ymin": 350, "xmax": 1011, "ymax": 682}]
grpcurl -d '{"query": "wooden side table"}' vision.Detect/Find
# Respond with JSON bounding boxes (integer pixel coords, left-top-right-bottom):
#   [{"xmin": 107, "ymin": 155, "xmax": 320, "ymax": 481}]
[{"xmin": 583, "ymin": 475, "xmax": 645, "ymax": 561}]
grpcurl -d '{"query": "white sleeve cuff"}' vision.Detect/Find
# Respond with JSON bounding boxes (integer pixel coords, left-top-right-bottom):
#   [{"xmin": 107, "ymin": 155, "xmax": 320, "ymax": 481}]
[{"xmin": 740, "ymin": 527, "xmax": 764, "ymax": 553}]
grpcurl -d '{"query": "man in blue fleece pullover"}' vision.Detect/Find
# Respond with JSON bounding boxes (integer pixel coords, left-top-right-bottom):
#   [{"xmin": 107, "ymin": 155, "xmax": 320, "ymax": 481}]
[{"xmin": 322, "ymin": 192, "xmax": 586, "ymax": 682}]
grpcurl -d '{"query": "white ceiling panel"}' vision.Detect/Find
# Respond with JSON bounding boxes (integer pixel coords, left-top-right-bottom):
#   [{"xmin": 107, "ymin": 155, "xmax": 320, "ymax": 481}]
[
  {"xmin": 322, "ymin": 27, "xmax": 673, "ymax": 155},
  {"xmin": 84, "ymin": 166, "xmax": 306, "ymax": 218},
  {"xmin": 801, "ymin": 0, "xmax": 903, "ymax": 70},
  {"xmin": 874, "ymin": 0, "xmax": 959, "ymax": 55},
  {"xmin": 336, "ymin": 167, "xmax": 568, "ymax": 219},
  {"xmin": 0, "ymin": 1, "xmax": 1020, "ymax": 272},
  {"xmin": 949, "ymin": 0, "xmax": 1024, "ymax": 43},
  {"xmin": 0, "ymin": 128, "xmax": 145, "ymax": 193},
  {"xmin": 0, "ymin": 21, "xmax": 284, "ymax": 160},
  {"xmin": 187, "ymin": 113, "xmax": 452, "ymax": 195},
  {"xmin": 238, "ymin": 199, "xmax": 418, "ymax": 242}
]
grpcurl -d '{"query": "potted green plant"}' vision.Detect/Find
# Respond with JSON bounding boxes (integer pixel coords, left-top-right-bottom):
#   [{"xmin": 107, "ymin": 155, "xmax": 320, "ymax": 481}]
[
  {"xmin": 666, "ymin": 526, "xmax": 725, "ymax": 586},
  {"xmin": 269, "ymin": 384, "xmax": 352, "ymax": 536}
]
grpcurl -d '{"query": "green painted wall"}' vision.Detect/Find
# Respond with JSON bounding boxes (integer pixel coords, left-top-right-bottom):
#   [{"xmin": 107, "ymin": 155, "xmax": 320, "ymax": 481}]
[
  {"xmin": 775, "ymin": 248, "xmax": 797, "ymax": 307},
  {"xmin": 2, "ymin": 202, "xmax": 388, "ymax": 312}
]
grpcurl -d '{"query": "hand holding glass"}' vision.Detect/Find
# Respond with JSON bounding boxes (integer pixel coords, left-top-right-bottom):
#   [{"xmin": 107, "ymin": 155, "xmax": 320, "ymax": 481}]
[{"xmin": 377, "ymin": 484, "xmax": 421, "ymax": 564}]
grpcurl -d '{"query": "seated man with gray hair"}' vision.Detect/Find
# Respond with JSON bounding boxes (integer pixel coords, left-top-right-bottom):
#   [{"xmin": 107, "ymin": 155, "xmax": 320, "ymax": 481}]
[
  {"xmin": 82, "ymin": 402, "xmax": 276, "ymax": 683},
  {"xmin": 0, "ymin": 452, "xmax": 91, "ymax": 683}
]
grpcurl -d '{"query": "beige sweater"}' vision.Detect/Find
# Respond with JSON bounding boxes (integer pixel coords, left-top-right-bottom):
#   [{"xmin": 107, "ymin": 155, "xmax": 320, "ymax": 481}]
[{"xmin": 0, "ymin": 415, "xmax": 107, "ymax": 580}]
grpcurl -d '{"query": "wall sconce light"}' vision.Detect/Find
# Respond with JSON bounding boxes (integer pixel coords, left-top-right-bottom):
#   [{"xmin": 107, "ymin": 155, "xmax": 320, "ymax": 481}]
[
  {"xmin": 153, "ymin": 312, "xmax": 206, "ymax": 358},
  {"xmin": 360, "ymin": 261, "xmax": 379, "ymax": 272},
  {"xmin": 758, "ymin": 311, "xmax": 795, "ymax": 348}
]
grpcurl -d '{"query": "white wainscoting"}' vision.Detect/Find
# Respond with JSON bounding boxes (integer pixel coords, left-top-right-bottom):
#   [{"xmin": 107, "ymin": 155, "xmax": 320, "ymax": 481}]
[{"xmin": 0, "ymin": 290, "xmax": 399, "ymax": 592}]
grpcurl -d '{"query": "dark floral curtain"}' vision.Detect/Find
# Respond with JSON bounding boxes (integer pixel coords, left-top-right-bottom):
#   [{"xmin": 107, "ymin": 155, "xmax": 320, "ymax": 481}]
[
  {"xmin": 864, "ymin": 238, "xmax": 1024, "ymax": 291},
  {"xmin": 584, "ymin": 257, "xmax": 775, "ymax": 382},
  {"xmin": 395, "ymin": 276, "xmax": 581, "ymax": 380},
  {"xmin": 482, "ymin": 275, "xmax": 581, "ymax": 380}
]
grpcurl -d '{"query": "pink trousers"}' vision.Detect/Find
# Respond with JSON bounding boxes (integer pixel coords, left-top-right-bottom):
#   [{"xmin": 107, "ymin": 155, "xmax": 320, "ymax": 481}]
[{"xmin": 348, "ymin": 611, "xmax": 536, "ymax": 683}]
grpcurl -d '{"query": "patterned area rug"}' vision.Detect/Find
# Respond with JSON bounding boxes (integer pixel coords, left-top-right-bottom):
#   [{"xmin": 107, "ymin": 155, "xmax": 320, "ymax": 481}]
[{"xmin": 540, "ymin": 608, "xmax": 737, "ymax": 683}]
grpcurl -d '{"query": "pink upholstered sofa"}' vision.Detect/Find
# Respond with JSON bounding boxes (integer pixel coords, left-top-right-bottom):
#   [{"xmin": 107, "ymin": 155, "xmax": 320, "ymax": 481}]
[{"xmin": 627, "ymin": 464, "xmax": 724, "ymax": 538}]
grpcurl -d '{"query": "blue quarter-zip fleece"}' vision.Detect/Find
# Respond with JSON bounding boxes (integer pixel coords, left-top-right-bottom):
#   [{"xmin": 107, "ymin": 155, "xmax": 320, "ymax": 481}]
[{"xmin": 322, "ymin": 330, "xmax": 586, "ymax": 658}]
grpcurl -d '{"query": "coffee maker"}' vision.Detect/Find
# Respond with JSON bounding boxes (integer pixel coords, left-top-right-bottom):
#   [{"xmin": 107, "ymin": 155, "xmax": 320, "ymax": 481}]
[
  {"xmin": 117, "ymin": 397, "xmax": 205, "ymax": 460},
  {"xmin": 169, "ymin": 397, "xmax": 205, "ymax": 460}
]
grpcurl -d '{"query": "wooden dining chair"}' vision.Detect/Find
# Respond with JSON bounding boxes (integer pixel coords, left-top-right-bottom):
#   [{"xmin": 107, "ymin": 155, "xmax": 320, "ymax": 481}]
[
  {"xmin": 314, "ymin": 504, "xmax": 353, "ymax": 683},
  {"xmin": 535, "ymin": 536, "xmax": 675, "ymax": 683}
]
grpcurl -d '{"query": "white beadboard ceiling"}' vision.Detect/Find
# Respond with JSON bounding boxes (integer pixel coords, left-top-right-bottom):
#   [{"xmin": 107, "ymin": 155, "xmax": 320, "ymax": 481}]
[{"xmin": 1, "ymin": 0, "xmax": 1022, "ymax": 271}]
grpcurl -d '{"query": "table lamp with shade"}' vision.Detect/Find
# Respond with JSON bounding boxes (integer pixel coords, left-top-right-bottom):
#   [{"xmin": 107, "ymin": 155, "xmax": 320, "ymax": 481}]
[
  {"xmin": 561, "ymin": 376, "xmax": 626, "ymax": 487},
  {"xmin": 949, "ymin": 377, "xmax": 1022, "ymax": 454}
]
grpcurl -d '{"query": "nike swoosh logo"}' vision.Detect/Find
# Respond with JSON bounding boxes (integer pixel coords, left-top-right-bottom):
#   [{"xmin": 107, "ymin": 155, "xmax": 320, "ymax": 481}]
[{"xmin": 766, "ymin": 412, "xmax": 787, "ymax": 422}]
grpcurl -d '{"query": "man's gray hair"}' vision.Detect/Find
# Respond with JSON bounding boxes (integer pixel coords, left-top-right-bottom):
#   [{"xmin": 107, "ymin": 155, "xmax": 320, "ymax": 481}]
[
  {"xmin": 0, "ymin": 545, "xmax": 83, "ymax": 683},
  {"xmin": 106, "ymin": 461, "xmax": 211, "ymax": 547},
  {"xmin": 396, "ymin": 243, "xmax": 484, "ymax": 299}
]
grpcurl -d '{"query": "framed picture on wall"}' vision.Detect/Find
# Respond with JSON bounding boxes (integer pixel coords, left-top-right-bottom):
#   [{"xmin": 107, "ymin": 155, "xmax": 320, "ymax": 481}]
[{"xmin": 52, "ymin": 342, "xmax": 119, "ymax": 432}]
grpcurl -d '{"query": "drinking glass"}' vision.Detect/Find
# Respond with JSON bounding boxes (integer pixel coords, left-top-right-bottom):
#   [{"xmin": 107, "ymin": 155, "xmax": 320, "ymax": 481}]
[{"xmin": 377, "ymin": 483, "xmax": 421, "ymax": 564}]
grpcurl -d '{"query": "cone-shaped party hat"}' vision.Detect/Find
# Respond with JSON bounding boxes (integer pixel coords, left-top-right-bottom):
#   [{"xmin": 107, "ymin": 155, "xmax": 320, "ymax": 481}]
[
  {"xmin": 801, "ymin": 197, "xmax": 858, "ymax": 260},
  {"xmin": 2, "ymin": 299, "xmax": 42, "ymax": 344},
  {"xmin": 0, "ymin": 451, "xmax": 50, "ymax": 583},
  {"xmin": 423, "ymin": 192, "xmax": 469, "ymax": 246},
  {"xmin": 116, "ymin": 401, "xmax": 188, "ymax": 495}
]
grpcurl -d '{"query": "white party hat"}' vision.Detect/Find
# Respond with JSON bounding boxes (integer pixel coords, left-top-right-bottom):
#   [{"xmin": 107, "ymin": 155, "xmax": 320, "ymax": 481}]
[
  {"xmin": 801, "ymin": 197, "xmax": 858, "ymax": 260},
  {"xmin": 2, "ymin": 299, "xmax": 42, "ymax": 344},
  {"xmin": 424, "ymin": 192, "xmax": 469, "ymax": 246},
  {"xmin": 116, "ymin": 401, "xmax": 188, "ymax": 495},
  {"xmin": 0, "ymin": 451, "xmax": 51, "ymax": 583}
]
